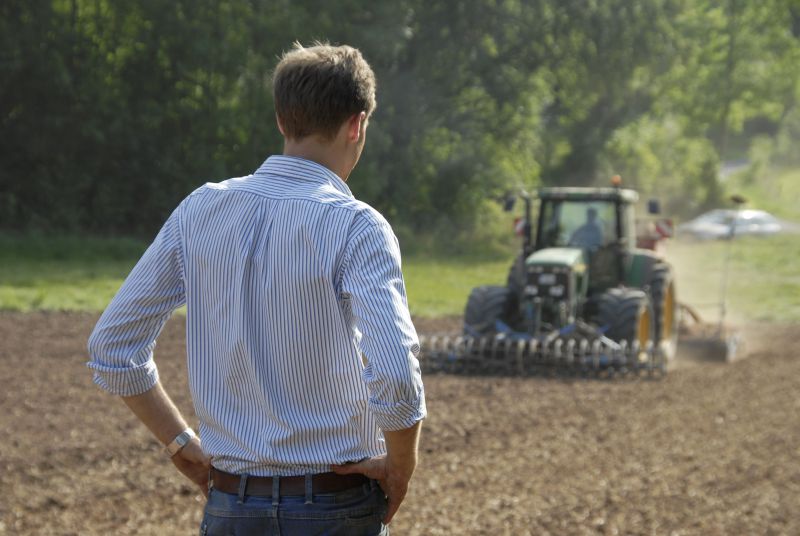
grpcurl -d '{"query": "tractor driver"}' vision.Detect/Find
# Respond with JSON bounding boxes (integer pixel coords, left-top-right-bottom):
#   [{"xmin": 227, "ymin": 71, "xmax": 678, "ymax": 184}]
[{"xmin": 568, "ymin": 206, "xmax": 604, "ymax": 250}]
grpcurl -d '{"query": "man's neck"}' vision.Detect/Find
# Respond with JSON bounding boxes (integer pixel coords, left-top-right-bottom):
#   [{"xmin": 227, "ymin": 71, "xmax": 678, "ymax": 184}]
[{"xmin": 283, "ymin": 137, "xmax": 350, "ymax": 181}]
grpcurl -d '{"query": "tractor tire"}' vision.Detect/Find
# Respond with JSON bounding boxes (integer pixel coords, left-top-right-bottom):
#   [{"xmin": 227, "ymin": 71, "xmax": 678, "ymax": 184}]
[
  {"xmin": 464, "ymin": 285, "xmax": 510, "ymax": 336},
  {"xmin": 594, "ymin": 288, "xmax": 654, "ymax": 346},
  {"xmin": 646, "ymin": 263, "xmax": 678, "ymax": 361}
]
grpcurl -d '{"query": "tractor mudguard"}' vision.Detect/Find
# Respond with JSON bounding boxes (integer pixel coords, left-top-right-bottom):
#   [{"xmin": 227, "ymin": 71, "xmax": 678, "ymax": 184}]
[{"xmin": 625, "ymin": 249, "xmax": 662, "ymax": 289}]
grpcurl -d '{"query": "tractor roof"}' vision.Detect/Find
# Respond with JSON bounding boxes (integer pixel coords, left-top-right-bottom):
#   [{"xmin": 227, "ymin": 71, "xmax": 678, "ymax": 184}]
[{"xmin": 538, "ymin": 187, "xmax": 639, "ymax": 204}]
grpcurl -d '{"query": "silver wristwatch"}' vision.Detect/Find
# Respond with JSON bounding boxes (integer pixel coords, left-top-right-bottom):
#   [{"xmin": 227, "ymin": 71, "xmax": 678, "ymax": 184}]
[{"xmin": 165, "ymin": 428, "xmax": 196, "ymax": 457}]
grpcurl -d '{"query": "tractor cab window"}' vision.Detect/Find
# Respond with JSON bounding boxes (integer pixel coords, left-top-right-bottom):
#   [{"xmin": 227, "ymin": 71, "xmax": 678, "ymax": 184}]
[{"xmin": 539, "ymin": 200, "xmax": 617, "ymax": 251}]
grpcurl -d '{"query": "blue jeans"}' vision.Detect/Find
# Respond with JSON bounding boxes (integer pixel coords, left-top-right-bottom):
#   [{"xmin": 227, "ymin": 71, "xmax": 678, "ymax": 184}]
[{"xmin": 199, "ymin": 478, "xmax": 389, "ymax": 536}]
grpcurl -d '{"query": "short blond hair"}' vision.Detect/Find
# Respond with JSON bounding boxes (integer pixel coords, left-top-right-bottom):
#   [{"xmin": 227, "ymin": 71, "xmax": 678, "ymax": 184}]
[{"xmin": 273, "ymin": 42, "xmax": 377, "ymax": 140}]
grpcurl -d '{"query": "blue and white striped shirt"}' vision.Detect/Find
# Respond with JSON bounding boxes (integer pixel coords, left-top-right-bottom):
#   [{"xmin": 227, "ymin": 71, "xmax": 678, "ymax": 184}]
[{"xmin": 88, "ymin": 155, "xmax": 426, "ymax": 476}]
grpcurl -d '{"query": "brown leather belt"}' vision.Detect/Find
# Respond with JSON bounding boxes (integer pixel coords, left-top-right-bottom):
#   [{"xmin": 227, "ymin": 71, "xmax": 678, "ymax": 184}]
[{"xmin": 209, "ymin": 467, "xmax": 369, "ymax": 497}]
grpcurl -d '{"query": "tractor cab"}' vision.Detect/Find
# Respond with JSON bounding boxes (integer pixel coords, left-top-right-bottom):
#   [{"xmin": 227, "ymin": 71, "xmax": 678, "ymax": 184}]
[
  {"xmin": 504, "ymin": 186, "xmax": 650, "ymax": 336},
  {"xmin": 532, "ymin": 187, "xmax": 638, "ymax": 292}
]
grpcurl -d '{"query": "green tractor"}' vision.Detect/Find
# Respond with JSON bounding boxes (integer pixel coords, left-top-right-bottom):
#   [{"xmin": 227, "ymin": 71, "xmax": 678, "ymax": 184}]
[{"xmin": 436, "ymin": 185, "xmax": 678, "ymax": 375}]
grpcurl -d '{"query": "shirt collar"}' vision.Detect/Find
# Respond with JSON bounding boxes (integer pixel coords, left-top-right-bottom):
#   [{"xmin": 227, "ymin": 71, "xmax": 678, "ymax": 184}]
[{"xmin": 255, "ymin": 155, "xmax": 354, "ymax": 198}]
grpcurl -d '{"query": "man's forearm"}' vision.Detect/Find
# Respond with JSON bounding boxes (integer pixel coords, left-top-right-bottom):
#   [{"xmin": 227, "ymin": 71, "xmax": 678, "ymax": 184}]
[
  {"xmin": 121, "ymin": 381, "xmax": 190, "ymax": 446},
  {"xmin": 383, "ymin": 420, "xmax": 422, "ymax": 476}
]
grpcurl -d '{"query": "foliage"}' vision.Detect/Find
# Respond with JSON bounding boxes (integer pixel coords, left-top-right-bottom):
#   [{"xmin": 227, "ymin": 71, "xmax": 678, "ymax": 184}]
[
  {"xmin": 772, "ymin": 106, "xmax": 800, "ymax": 167},
  {"xmin": 726, "ymin": 166, "xmax": 800, "ymax": 221},
  {"xmin": 2, "ymin": 0, "xmax": 800, "ymax": 235}
]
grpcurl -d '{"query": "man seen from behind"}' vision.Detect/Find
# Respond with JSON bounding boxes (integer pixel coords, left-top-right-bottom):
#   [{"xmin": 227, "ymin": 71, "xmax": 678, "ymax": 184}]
[{"xmin": 87, "ymin": 42, "xmax": 426, "ymax": 536}]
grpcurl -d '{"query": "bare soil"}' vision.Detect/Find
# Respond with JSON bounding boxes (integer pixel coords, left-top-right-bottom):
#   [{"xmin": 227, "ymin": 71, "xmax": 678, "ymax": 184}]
[{"xmin": 1, "ymin": 312, "xmax": 799, "ymax": 535}]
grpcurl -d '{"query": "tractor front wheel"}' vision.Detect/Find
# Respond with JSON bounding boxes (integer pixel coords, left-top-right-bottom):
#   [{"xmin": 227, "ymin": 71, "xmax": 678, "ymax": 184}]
[{"xmin": 464, "ymin": 286, "xmax": 510, "ymax": 336}]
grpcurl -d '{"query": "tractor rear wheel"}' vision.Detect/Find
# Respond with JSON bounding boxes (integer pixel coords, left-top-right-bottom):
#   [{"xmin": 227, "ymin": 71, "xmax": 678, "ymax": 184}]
[
  {"xmin": 647, "ymin": 263, "xmax": 678, "ymax": 361},
  {"xmin": 464, "ymin": 285, "xmax": 510, "ymax": 336},
  {"xmin": 594, "ymin": 288, "xmax": 655, "ymax": 349}
]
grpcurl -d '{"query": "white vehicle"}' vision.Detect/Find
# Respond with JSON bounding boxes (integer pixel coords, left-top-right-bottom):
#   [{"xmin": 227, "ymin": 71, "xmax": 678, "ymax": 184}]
[{"xmin": 678, "ymin": 209, "xmax": 782, "ymax": 240}]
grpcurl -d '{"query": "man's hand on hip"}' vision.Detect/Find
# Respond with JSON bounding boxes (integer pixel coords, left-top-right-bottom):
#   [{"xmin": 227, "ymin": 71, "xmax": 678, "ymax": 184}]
[
  {"xmin": 332, "ymin": 420, "xmax": 422, "ymax": 524},
  {"xmin": 171, "ymin": 437, "xmax": 212, "ymax": 497},
  {"xmin": 332, "ymin": 454, "xmax": 413, "ymax": 524}
]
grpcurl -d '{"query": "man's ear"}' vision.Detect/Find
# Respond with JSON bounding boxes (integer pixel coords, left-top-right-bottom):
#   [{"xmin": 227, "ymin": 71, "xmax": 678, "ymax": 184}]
[
  {"xmin": 347, "ymin": 112, "xmax": 366, "ymax": 142},
  {"xmin": 276, "ymin": 113, "xmax": 286, "ymax": 137}
]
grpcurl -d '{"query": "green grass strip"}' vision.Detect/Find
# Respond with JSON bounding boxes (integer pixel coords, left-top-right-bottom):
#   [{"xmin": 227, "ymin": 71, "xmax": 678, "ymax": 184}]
[{"xmin": 2, "ymin": 231, "xmax": 799, "ymax": 323}]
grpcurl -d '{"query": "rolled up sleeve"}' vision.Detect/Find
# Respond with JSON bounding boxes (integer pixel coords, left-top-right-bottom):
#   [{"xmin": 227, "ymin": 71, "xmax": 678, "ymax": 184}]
[
  {"xmin": 341, "ymin": 219, "xmax": 427, "ymax": 431},
  {"xmin": 87, "ymin": 207, "xmax": 186, "ymax": 396}
]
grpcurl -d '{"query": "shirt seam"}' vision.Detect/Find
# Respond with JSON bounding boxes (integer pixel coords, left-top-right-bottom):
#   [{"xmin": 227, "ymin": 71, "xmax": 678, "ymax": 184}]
[
  {"xmin": 174, "ymin": 203, "xmax": 187, "ymax": 283},
  {"xmin": 195, "ymin": 184, "xmax": 371, "ymax": 215}
]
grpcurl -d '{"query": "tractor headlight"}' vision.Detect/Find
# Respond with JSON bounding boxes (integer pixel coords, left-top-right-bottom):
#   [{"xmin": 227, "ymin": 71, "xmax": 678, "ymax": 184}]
[
  {"xmin": 524, "ymin": 285, "xmax": 538, "ymax": 296},
  {"xmin": 538, "ymin": 273, "xmax": 557, "ymax": 285},
  {"xmin": 549, "ymin": 285, "xmax": 565, "ymax": 297}
]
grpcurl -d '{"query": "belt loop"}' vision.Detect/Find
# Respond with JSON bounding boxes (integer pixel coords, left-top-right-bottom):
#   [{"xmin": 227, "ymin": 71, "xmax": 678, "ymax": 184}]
[
  {"xmin": 207, "ymin": 466, "xmax": 214, "ymax": 494},
  {"xmin": 237, "ymin": 474, "xmax": 249, "ymax": 504},
  {"xmin": 271, "ymin": 475, "xmax": 280, "ymax": 507},
  {"xmin": 304, "ymin": 474, "xmax": 313, "ymax": 505}
]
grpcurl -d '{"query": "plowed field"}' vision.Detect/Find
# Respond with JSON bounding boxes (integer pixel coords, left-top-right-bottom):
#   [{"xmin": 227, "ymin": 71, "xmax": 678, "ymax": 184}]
[{"xmin": 1, "ymin": 312, "xmax": 798, "ymax": 535}]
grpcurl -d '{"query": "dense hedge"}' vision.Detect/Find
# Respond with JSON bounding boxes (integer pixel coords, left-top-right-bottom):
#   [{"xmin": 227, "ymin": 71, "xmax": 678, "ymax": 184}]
[{"xmin": 2, "ymin": 0, "xmax": 798, "ymax": 235}]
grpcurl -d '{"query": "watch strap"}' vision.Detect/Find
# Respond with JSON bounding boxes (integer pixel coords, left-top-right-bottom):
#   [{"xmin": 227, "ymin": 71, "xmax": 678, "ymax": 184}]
[{"xmin": 165, "ymin": 428, "xmax": 196, "ymax": 457}]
